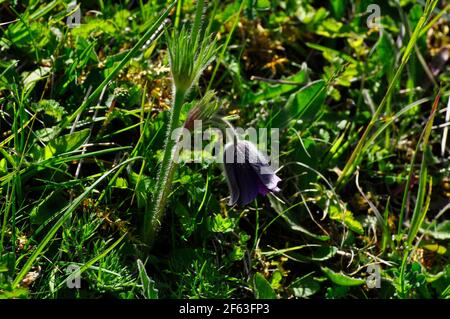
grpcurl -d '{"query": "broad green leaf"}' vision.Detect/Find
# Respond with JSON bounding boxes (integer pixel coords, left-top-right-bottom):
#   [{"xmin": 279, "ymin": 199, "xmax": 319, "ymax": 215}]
[
  {"xmin": 290, "ymin": 275, "xmax": 320, "ymax": 298},
  {"xmin": 33, "ymin": 128, "xmax": 90, "ymax": 161},
  {"xmin": 374, "ymin": 32, "xmax": 396, "ymax": 77},
  {"xmin": 321, "ymin": 267, "xmax": 365, "ymax": 286},
  {"xmin": 114, "ymin": 177, "xmax": 128, "ymax": 189},
  {"xmin": 270, "ymin": 271, "xmax": 283, "ymax": 289},
  {"xmin": 22, "ymin": 66, "xmax": 51, "ymax": 95},
  {"xmin": 326, "ymin": 286, "xmax": 349, "ymax": 298},
  {"xmin": 271, "ymin": 80, "xmax": 326, "ymax": 129},
  {"xmin": 253, "ymin": 273, "xmax": 277, "ymax": 299},
  {"xmin": 70, "ymin": 19, "xmax": 116, "ymax": 38}
]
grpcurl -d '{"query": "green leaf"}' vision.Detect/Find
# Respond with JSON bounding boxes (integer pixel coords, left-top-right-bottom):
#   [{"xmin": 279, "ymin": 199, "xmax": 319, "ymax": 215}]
[
  {"xmin": 422, "ymin": 220, "xmax": 450, "ymax": 240},
  {"xmin": 286, "ymin": 246, "xmax": 338, "ymax": 263},
  {"xmin": 30, "ymin": 191, "xmax": 67, "ymax": 225},
  {"xmin": 329, "ymin": 205, "xmax": 364, "ymax": 235},
  {"xmin": 128, "ymin": 171, "xmax": 152, "ymax": 209},
  {"xmin": 137, "ymin": 259, "xmax": 159, "ymax": 299},
  {"xmin": 330, "ymin": 0, "xmax": 346, "ymax": 19},
  {"xmin": 321, "ymin": 267, "xmax": 365, "ymax": 286},
  {"xmin": 0, "ymin": 158, "xmax": 7, "ymax": 175},
  {"xmin": 114, "ymin": 177, "xmax": 128, "ymax": 189},
  {"xmin": 271, "ymin": 80, "xmax": 326, "ymax": 129},
  {"xmin": 326, "ymin": 286, "xmax": 349, "ymax": 299},
  {"xmin": 407, "ymin": 94, "xmax": 439, "ymax": 246},
  {"xmin": 256, "ymin": 0, "xmax": 271, "ymax": 10},
  {"xmin": 307, "ymin": 43, "xmax": 358, "ymax": 64},
  {"xmin": 311, "ymin": 246, "xmax": 339, "ymax": 261},
  {"xmin": 32, "ymin": 129, "xmax": 90, "ymax": 161},
  {"xmin": 374, "ymin": 32, "xmax": 396, "ymax": 76},
  {"xmin": 70, "ymin": 19, "xmax": 116, "ymax": 38},
  {"xmin": 209, "ymin": 214, "xmax": 235, "ymax": 233},
  {"xmin": 269, "ymin": 196, "xmax": 330, "ymax": 241},
  {"xmin": 422, "ymin": 243, "xmax": 447, "ymax": 255},
  {"xmin": 245, "ymin": 68, "xmax": 308, "ymax": 105},
  {"xmin": 0, "ymin": 288, "xmax": 29, "ymax": 299},
  {"xmin": 270, "ymin": 271, "xmax": 283, "ymax": 290},
  {"xmin": 253, "ymin": 273, "xmax": 277, "ymax": 299},
  {"xmin": 31, "ymin": 99, "xmax": 67, "ymax": 121},
  {"xmin": 290, "ymin": 275, "xmax": 320, "ymax": 298},
  {"xmin": 22, "ymin": 66, "xmax": 51, "ymax": 95}
]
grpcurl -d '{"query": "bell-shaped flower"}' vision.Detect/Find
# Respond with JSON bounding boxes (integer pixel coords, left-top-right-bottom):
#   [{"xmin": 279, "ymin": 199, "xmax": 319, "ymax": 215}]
[{"xmin": 223, "ymin": 140, "xmax": 281, "ymax": 206}]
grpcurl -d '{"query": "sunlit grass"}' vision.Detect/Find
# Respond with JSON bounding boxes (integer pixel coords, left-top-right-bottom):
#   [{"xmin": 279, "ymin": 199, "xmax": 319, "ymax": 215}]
[{"xmin": 0, "ymin": 0, "xmax": 448, "ymax": 299}]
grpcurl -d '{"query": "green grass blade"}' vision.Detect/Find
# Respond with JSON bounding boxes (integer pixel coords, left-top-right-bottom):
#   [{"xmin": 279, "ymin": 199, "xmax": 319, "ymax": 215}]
[
  {"xmin": 406, "ymin": 93, "xmax": 440, "ymax": 246},
  {"xmin": 336, "ymin": 0, "xmax": 439, "ymax": 190},
  {"xmin": 59, "ymin": 1, "xmax": 177, "ymax": 131},
  {"xmin": 12, "ymin": 157, "xmax": 140, "ymax": 287}
]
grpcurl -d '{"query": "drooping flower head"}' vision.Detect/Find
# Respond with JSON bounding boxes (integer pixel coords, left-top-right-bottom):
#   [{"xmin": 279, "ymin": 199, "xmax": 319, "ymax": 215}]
[
  {"xmin": 223, "ymin": 140, "xmax": 281, "ymax": 206},
  {"xmin": 184, "ymin": 90, "xmax": 219, "ymax": 130}
]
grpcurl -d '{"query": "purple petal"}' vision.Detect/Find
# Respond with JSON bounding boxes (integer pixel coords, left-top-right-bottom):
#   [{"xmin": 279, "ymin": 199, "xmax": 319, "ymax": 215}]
[
  {"xmin": 255, "ymin": 168, "xmax": 281, "ymax": 192},
  {"xmin": 256, "ymin": 177, "xmax": 270, "ymax": 196},
  {"xmin": 223, "ymin": 145, "xmax": 240, "ymax": 206},
  {"xmin": 234, "ymin": 163, "xmax": 259, "ymax": 206},
  {"xmin": 223, "ymin": 140, "xmax": 282, "ymax": 206},
  {"xmin": 242, "ymin": 141, "xmax": 281, "ymax": 192}
]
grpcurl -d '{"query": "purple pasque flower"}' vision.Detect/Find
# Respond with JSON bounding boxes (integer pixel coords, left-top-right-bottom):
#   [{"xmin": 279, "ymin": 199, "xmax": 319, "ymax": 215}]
[{"xmin": 223, "ymin": 139, "xmax": 281, "ymax": 206}]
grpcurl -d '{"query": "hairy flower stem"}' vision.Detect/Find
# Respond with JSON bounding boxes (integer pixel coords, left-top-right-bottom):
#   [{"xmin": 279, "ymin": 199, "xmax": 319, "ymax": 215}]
[{"xmin": 144, "ymin": 88, "xmax": 186, "ymax": 247}]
